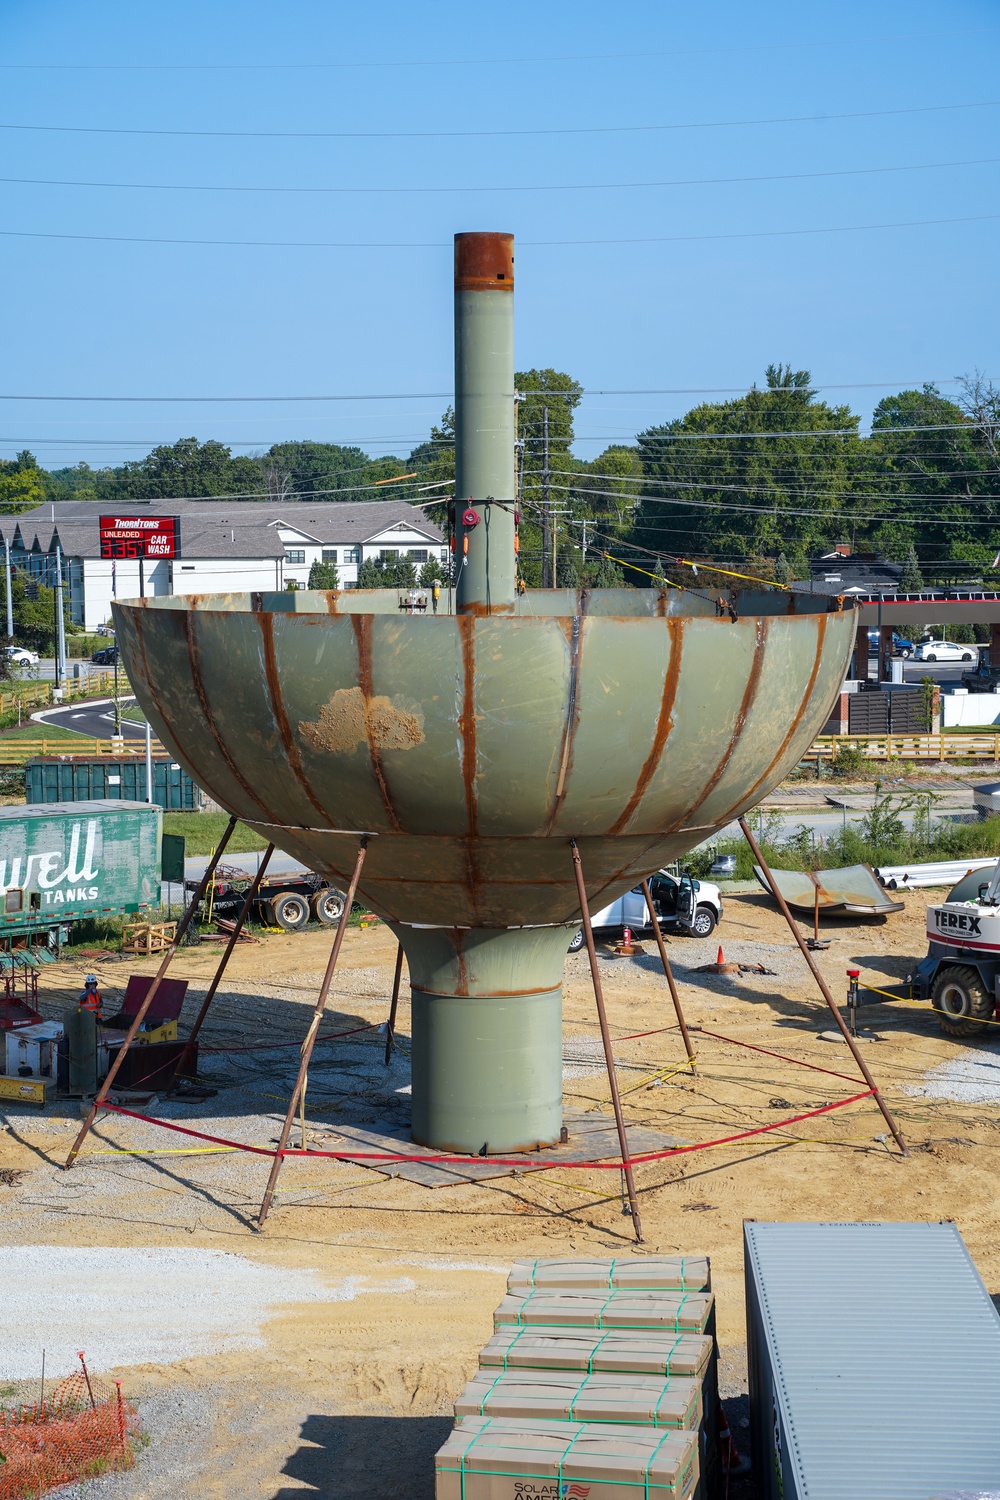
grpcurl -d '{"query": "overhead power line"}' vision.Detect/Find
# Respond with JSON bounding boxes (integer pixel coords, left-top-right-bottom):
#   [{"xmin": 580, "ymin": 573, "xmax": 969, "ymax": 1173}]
[
  {"xmin": 558, "ymin": 482, "xmax": 1000, "ymax": 527},
  {"xmin": 0, "ymin": 97, "xmax": 997, "ymax": 141},
  {"xmin": 3, "ymin": 211, "xmax": 995, "ymax": 253},
  {"xmin": 0, "ymin": 398, "xmax": 981, "ymax": 412},
  {"xmin": 1, "ymin": 25, "xmax": 995, "ymax": 69},
  {"xmin": 3, "ymin": 155, "xmax": 995, "ymax": 196}
]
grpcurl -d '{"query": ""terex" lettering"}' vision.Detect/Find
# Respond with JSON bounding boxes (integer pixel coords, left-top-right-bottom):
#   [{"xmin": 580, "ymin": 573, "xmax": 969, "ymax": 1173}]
[{"xmin": 934, "ymin": 910, "xmax": 983, "ymax": 936}]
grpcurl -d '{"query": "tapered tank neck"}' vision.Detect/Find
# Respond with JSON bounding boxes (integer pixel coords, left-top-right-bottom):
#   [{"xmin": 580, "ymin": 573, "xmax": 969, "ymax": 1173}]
[{"xmin": 454, "ymin": 231, "xmax": 517, "ymax": 614}]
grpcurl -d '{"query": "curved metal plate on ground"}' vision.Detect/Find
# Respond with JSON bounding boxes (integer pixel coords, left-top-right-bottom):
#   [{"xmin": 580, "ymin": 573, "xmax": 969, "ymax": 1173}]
[
  {"xmin": 114, "ymin": 587, "xmax": 856, "ymax": 926},
  {"xmin": 753, "ymin": 862, "xmax": 905, "ymax": 916}
]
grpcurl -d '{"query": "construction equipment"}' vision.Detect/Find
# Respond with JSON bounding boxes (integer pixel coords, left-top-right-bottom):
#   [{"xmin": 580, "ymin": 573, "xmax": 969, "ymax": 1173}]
[
  {"xmin": 187, "ymin": 864, "xmax": 347, "ymax": 932},
  {"xmin": 913, "ymin": 856, "xmax": 1000, "ymax": 1035}
]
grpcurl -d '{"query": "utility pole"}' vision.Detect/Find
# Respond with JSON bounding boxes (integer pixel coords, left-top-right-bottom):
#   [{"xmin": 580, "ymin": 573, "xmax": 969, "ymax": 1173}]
[
  {"xmin": 3, "ymin": 536, "xmax": 12, "ymax": 640},
  {"xmin": 541, "ymin": 406, "xmax": 551, "ymax": 588},
  {"xmin": 138, "ymin": 556, "xmax": 153, "ymax": 802},
  {"xmin": 54, "ymin": 544, "xmax": 66, "ymax": 691}
]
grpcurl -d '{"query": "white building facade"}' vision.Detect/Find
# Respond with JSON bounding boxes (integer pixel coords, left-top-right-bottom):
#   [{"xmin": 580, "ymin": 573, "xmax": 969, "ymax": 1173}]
[{"xmin": 5, "ymin": 500, "xmax": 447, "ymax": 631}]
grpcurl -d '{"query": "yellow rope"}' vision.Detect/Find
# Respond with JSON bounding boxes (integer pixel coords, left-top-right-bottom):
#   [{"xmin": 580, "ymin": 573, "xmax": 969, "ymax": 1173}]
[
  {"xmin": 859, "ymin": 978, "xmax": 1000, "ymax": 1029},
  {"xmin": 87, "ymin": 1146, "xmax": 238, "ymax": 1157},
  {"xmin": 602, "ymin": 555, "xmax": 684, "ymax": 590},
  {"xmin": 674, "ymin": 557, "xmax": 791, "ymax": 591}
]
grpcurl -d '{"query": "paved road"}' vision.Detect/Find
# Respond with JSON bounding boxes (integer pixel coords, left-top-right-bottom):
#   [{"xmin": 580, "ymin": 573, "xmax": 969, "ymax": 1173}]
[{"xmin": 33, "ymin": 698, "xmax": 147, "ymax": 740}]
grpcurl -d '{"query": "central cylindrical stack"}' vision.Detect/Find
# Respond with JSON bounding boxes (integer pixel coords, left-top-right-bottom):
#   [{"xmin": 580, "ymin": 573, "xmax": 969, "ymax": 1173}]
[
  {"xmin": 402, "ymin": 230, "xmax": 564, "ymax": 1153},
  {"xmin": 454, "ymin": 231, "xmax": 516, "ymax": 613},
  {"xmin": 391, "ymin": 923, "xmax": 570, "ymax": 1152}
]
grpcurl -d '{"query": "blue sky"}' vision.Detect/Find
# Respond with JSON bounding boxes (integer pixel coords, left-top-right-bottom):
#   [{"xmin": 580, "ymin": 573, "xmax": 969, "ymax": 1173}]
[{"xmin": 1, "ymin": 0, "xmax": 997, "ymax": 469}]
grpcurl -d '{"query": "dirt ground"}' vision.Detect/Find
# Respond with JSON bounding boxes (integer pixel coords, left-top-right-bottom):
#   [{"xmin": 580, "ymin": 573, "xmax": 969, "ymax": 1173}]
[{"xmin": 3, "ymin": 890, "xmax": 999, "ymax": 1499}]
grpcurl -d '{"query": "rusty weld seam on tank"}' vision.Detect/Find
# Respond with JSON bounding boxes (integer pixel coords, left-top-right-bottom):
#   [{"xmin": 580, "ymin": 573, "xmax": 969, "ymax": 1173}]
[
  {"xmin": 183, "ymin": 609, "xmax": 278, "ymax": 822},
  {"xmin": 130, "ymin": 605, "xmax": 232, "ymax": 812},
  {"xmin": 351, "ymin": 614, "xmax": 403, "ymax": 834},
  {"xmin": 458, "ymin": 614, "xmax": 483, "ymax": 926},
  {"xmin": 544, "ymin": 615, "xmax": 584, "ymax": 834},
  {"xmin": 609, "ymin": 617, "xmax": 684, "ymax": 837},
  {"xmin": 664, "ymin": 615, "xmax": 769, "ymax": 835},
  {"xmin": 713, "ymin": 613, "xmax": 829, "ymax": 827},
  {"xmin": 257, "ymin": 611, "xmax": 337, "ymax": 828}
]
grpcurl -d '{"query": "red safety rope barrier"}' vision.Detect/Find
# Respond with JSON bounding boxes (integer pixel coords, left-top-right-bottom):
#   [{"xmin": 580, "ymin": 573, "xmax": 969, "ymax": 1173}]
[
  {"xmin": 199, "ymin": 1021, "xmax": 378, "ymax": 1055},
  {"xmin": 694, "ymin": 1027, "xmax": 861, "ymax": 1083},
  {"xmin": 99, "ymin": 1091, "xmax": 875, "ymax": 1170}
]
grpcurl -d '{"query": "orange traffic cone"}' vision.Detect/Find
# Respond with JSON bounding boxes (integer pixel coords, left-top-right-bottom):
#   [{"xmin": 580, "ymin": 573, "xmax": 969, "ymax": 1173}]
[
  {"xmin": 717, "ymin": 1401, "xmax": 751, "ymax": 1477},
  {"xmin": 716, "ymin": 945, "xmax": 725, "ymax": 965}
]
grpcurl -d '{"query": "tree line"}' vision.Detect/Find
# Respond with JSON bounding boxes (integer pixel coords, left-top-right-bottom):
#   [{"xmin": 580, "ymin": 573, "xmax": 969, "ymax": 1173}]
[{"xmin": 3, "ymin": 365, "xmax": 998, "ymax": 590}]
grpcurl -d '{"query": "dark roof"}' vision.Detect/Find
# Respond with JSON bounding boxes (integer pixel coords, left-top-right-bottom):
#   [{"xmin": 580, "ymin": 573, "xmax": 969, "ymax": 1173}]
[
  {"xmin": 3, "ymin": 499, "xmax": 442, "ymax": 560},
  {"xmin": 792, "ymin": 554, "xmax": 905, "ymax": 595}
]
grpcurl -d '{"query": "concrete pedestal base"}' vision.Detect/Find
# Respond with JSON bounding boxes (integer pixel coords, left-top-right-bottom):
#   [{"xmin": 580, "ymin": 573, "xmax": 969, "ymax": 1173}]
[{"xmin": 389, "ymin": 922, "xmax": 575, "ymax": 1153}]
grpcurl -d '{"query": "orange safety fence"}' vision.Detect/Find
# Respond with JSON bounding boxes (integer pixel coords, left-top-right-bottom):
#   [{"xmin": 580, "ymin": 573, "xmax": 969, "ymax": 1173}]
[{"xmin": 0, "ymin": 1360, "xmax": 142, "ymax": 1500}]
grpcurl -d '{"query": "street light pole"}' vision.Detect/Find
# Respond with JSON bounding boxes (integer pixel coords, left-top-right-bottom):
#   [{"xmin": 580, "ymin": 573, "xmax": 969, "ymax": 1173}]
[
  {"xmin": 3, "ymin": 536, "xmax": 12, "ymax": 641},
  {"xmin": 54, "ymin": 544, "xmax": 66, "ymax": 691}
]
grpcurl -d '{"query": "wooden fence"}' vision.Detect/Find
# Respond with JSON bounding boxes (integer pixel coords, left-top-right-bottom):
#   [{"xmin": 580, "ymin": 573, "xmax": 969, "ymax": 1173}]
[
  {"xmin": 809, "ymin": 732, "xmax": 1000, "ymax": 763},
  {"xmin": 0, "ymin": 670, "xmax": 122, "ymax": 719},
  {"xmin": 0, "ymin": 735, "xmax": 166, "ymax": 764}
]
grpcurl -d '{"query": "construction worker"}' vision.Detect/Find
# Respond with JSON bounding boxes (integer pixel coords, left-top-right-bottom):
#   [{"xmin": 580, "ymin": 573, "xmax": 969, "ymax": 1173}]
[{"xmin": 78, "ymin": 974, "xmax": 102, "ymax": 1020}]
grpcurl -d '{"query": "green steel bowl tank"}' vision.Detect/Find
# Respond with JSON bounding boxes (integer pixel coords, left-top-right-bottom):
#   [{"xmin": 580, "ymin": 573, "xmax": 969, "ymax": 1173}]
[{"xmin": 113, "ymin": 233, "xmax": 857, "ymax": 1154}]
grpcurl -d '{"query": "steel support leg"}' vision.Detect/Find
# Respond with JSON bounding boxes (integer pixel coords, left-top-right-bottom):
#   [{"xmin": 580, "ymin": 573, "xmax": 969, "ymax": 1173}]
[
  {"xmin": 384, "ymin": 943, "xmax": 404, "ymax": 1066},
  {"xmin": 257, "ymin": 839, "xmax": 368, "ymax": 1228},
  {"xmin": 738, "ymin": 816, "xmax": 908, "ymax": 1156},
  {"xmin": 570, "ymin": 840, "xmax": 643, "ymax": 1243},
  {"xmin": 641, "ymin": 879, "xmax": 696, "ymax": 1071},
  {"xmin": 65, "ymin": 816, "xmax": 239, "ymax": 1169},
  {"xmin": 165, "ymin": 844, "xmax": 276, "ymax": 1090}
]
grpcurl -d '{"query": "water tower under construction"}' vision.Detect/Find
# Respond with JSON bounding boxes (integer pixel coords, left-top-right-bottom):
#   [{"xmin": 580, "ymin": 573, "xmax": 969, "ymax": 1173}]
[{"xmin": 113, "ymin": 231, "xmax": 857, "ymax": 1156}]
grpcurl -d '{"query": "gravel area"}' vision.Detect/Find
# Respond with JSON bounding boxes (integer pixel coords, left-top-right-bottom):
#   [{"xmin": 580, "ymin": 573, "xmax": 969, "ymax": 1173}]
[
  {"xmin": 0, "ymin": 1246, "xmax": 416, "ymax": 1380},
  {"xmin": 905, "ymin": 1044, "xmax": 1000, "ymax": 1104}
]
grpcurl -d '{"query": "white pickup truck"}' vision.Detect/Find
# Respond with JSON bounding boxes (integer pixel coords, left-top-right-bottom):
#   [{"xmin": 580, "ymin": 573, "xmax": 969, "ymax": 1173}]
[{"xmin": 567, "ymin": 870, "xmax": 723, "ymax": 952}]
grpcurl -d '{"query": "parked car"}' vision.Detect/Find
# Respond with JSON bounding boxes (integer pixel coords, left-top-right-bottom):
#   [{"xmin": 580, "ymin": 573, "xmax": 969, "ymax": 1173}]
[
  {"xmin": 4, "ymin": 646, "xmax": 39, "ymax": 665},
  {"xmin": 95, "ymin": 623, "xmax": 114, "ymax": 636},
  {"xmin": 91, "ymin": 644, "xmax": 119, "ymax": 665},
  {"xmin": 566, "ymin": 870, "xmax": 723, "ymax": 952},
  {"xmin": 866, "ymin": 630, "xmax": 914, "ymax": 658},
  {"xmin": 960, "ymin": 649, "xmax": 1000, "ymax": 691},
  {"xmin": 913, "ymin": 639, "xmax": 976, "ymax": 663}
]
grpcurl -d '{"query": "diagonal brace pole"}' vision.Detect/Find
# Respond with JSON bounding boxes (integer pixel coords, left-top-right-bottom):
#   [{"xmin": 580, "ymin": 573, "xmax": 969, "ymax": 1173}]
[
  {"xmin": 65, "ymin": 815, "xmax": 239, "ymax": 1169},
  {"xmin": 570, "ymin": 839, "xmax": 643, "ymax": 1243},
  {"xmin": 642, "ymin": 878, "xmax": 696, "ymax": 1072},
  {"xmin": 384, "ymin": 943, "xmax": 404, "ymax": 1066},
  {"xmin": 257, "ymin": 838, "xmax": 368, "ymax": 1229},
  {"xmin": 165, "ymin": 843, "xmax": 276, "ymax": 1090},
  {"xmin": 738, "ymin": 815, "xmax": 908, "ymax": 1156}
]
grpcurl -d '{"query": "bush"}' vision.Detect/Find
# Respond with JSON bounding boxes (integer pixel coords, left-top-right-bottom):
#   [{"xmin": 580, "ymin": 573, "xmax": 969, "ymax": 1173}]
[{"xmin": 830, "ymin": 742, "xmax": 868, "ymax": 777}]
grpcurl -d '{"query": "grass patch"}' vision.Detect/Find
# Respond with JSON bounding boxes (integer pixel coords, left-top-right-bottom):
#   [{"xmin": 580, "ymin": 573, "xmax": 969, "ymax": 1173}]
[
  {"xmin": 690, "ymin": 796, "xmax": 1000, "ymax": 879},
  {"xmin": 0, "ymin": 722, "xmax": 95, "ymax": 754},
  {"xmin": 162, "ymin": 811, "xmax": 267, "ymax": 857}
]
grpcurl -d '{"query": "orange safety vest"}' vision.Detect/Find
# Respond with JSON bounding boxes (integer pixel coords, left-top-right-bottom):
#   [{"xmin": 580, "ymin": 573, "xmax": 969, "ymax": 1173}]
[{"xmin": 79, "ymin": 989, "xmax": 102, "ymax": 1015}]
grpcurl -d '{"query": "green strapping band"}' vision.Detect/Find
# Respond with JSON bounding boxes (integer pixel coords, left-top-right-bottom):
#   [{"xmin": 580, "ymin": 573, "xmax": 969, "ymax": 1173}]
[
  {"xmin": 566, "ymin": 1369, "xmax": 594, "ymax": 1422},
  {"xmin": 588, "ymin": 1329, "xmax": 611, "ymax": 1374},
  {"xmin": 456, "ymin": 1416, "xmax": 491, "ymax": 1500},
  {"xmin": 557, "ymin": 1424, "xmax": 584, "ymax": 1495},
  {"xmin": 477, "ymin": 1372, "xmax": 505, "ymax": 1416},
  {"xmin": 646, "ymin": 1429, "xmax": 676, "ymax": 1500}
]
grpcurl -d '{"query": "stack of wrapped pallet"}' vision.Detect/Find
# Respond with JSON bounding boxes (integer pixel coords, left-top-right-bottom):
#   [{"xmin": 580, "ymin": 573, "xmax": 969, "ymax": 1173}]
[{"xmin": 435, "ymin": 1255, "xmax": 720, "ymax": 1500}]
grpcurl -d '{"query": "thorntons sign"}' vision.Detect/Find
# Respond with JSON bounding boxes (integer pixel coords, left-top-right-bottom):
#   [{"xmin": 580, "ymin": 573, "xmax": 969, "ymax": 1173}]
[{"xmin": 0, "ymin": 819, "xmax": 101, "ymax": 905}]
